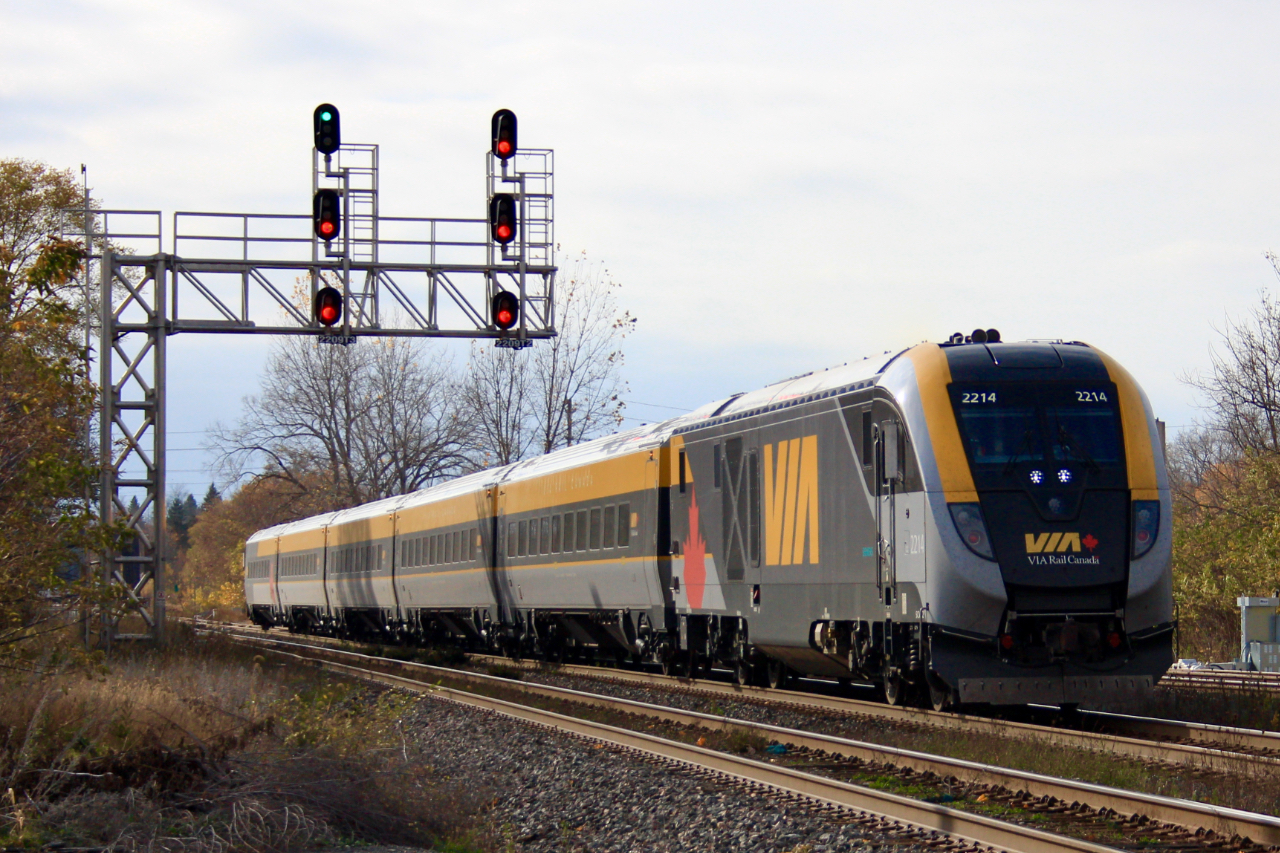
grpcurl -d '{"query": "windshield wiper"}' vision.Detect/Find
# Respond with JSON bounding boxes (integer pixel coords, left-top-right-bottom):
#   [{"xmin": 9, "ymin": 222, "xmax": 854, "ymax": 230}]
[
  {"xmin": 1002, "ymin": 429, "xmax": 1039, "ymax": 477},
  {"xmin": 1055, "ymin": 426, "xmax": 1099, "ymax": 471}
]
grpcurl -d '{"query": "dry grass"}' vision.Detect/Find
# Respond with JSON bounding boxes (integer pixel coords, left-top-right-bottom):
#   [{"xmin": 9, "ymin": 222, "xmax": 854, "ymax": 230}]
[{"xmin": 0, "ymin": 623, "xmax": 483, "ymax": 852}]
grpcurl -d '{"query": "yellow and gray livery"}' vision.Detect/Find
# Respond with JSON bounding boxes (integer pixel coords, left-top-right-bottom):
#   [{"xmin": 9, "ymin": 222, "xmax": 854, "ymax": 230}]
[{"xmin": 245, "ymin": 338, "xmax": 1173, "ymax": 709}]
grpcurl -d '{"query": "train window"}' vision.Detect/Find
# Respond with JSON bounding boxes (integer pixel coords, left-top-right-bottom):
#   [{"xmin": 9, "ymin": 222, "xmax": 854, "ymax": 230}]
[
  {"xmin": 576, "ymin": 510, "xmax": 589, "ymax": 551},
  {"xmin": 563, "ymin": 513, "xmax": 575, "ymax": 552},
  {"xmin": 471, "ymin": 528, "xmax": 478, "ymax": 561},
  {"xmin": 862, "ymin": 410, "xmax": 873, "ymax": 468},
  {"xmin": 713, "ymin": 443, "xmax": 722, "ymax": 489},
  {"xmin": 452, "ymin": 530, "xmax": 460, "ymax": 562},
  {"xmin": 410, "ymin": 537, "xmax": 418, "ymax": 568},
  {"xmin": 589, "ymin": 508, "xmax": 602, "ymax": 549},
  {"xmin": 617, "ymin": 503, "xmax": 630, "ymax": 547},
  {"xmin": 507, "ymin": 523, "xmax": 517, "ymax": 558},
  {"xmin": 678, "ymin": 451, "xmax": 687, "ymax": 494},
  {"xmin": 551, "ymin": 515, "xmax": 562, "ymax": 553},
  {"xmin": 400, "ymin": 542, "xmax": 407, "ymax": 567},
  {"xmin": 748, "ymin": 449, "xmax": 761, "ymax": 566},
  {"xmin": 1045, "ymin": 406, "xmax": 1122, "ymax": 465},
  {"xmin": 540, "ymin": 517, "xmax": 550, "ymax": 554},
  {"xmin": 517, "ymin": 520, "xmax": 527, "ymax": 557},
  {"xmin": 603, "ymin": 505, "xmax": 616, "ymax": 548}
]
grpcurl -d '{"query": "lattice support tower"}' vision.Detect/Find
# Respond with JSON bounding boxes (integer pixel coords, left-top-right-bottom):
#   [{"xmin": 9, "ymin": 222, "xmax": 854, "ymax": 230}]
[{"xmin": 67, "ymin": 126, "xmax": 556, "ymax": 646}]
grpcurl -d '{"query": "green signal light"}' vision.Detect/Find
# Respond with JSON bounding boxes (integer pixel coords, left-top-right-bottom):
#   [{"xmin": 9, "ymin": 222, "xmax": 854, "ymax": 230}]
[{"xmin": 320, "ymin": 111, "xmax": 332, "ymax": 121}]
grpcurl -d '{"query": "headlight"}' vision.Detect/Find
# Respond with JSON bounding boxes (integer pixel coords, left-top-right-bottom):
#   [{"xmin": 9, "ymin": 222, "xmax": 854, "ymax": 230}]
[
  {"xmin": 949, "ymin": 503, "xmax": 994, "ymax": 560},
  {"xmin": 1132, "ymin": 500, "xmax": 1160, "ymax": 559}
]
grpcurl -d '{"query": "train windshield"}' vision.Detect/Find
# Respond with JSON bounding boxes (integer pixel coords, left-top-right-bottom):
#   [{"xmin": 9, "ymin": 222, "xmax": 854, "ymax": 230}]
[{"xmin": 950, "ymin": 384, "xmax": 1124, "ymax": 473}]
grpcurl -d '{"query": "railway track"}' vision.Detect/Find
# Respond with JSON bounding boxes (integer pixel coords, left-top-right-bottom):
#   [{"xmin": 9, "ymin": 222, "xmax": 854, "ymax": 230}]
[
  {"xmin": 204, "ymin": 624, "xmax": 1280, "ymax": 853},
  {"xmin": 194, "ymin": 621, "xmax": 1280, "ymax": 769},
  {"xmin": 1160, "ymin": 668, "xmax": 1280, "ymax": 694}
]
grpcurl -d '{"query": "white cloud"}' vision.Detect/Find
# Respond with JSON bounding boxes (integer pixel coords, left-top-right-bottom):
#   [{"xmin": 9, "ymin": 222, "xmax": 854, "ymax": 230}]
[{"xmin": 5, "ymin": 0, "xmax": 1280, "ymax": 484}]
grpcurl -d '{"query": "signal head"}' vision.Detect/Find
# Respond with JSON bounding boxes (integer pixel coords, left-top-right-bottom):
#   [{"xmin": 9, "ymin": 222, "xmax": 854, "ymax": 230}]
[
  {"xmin": 492, "ymin": 290, "xmax": 519, "ymax": 331},
  {"xmin": 489, "ymin": 193, "xmax": 518, "ymax": 245},
  {"xmin": 315, "ymin": 286, "xmax": 343, "ymax": 327},
  {"xmin": 491, "ymin": 109, "xmax": 517, "ymax": 161},
  {"xmin": 314, "ymin": 103, "xmax": 341, "ymax": 155},
  {"xmin": 313, "ymin": 189, "xmax": 342, "ymax": 241}
]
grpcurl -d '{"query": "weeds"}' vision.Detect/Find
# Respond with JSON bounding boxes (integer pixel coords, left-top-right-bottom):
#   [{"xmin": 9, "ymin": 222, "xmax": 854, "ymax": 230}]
[
  {"xmin": 0, "ymin": 621, "xmax": 479, "ymax": 853},
  {"xmin": 484, "ymin": 662, "xmax": 524, "ymax": 681},
  {"xmin": 725, "ymin": 728, "xmax": 770, "ymax": 755}
]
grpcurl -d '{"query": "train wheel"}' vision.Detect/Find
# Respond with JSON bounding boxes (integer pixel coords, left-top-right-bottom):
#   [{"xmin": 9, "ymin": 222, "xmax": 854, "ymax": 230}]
[
  {"xmin": 765, "ymin": 659, "xmax": 789, "ymax": 690},
  {"xmin": 732, "ymin": 658, "xmax": 751, "ymax": 687},
  {"xmin": 926, "ymin": 673, "xmax": 954, "ymax": 712},
  {"xmin": 883, "ymin": 671, "xmax": 907, "ymax": 706}
]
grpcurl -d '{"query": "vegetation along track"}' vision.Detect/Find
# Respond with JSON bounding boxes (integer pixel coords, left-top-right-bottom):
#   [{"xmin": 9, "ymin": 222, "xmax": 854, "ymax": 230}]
[{"xmin": 205, "ymin": 625, "xmax": 1280, "ymax": 853}]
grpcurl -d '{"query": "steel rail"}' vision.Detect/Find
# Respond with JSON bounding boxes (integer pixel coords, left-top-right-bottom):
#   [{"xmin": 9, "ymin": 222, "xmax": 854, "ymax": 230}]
[
  {"xmin": 228, "ymin": 631, "xmax": 1280, "ymax": 847},
  {"xmin": 264, "ymin": 647, "xmax": 1127, "ymax": 853},
  {"xmin": 200, "ymin": 622, "xmax": 1280, "ymax": 764},
  {"xmin": 459, "ymin": 653, "xmax": 1280, "ymax": 768}
]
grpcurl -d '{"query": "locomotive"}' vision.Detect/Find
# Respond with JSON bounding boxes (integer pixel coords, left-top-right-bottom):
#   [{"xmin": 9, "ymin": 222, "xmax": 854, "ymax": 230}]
[{"xmin": 244, "ymin": 336, "xmax": 1174, "ymax": 709}]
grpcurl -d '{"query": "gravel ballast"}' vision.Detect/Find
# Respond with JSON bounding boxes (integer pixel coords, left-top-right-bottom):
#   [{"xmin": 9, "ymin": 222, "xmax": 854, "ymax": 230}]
[{"xmin": 409, "ymin": 692, "xmax": 933, "ymax": 853}]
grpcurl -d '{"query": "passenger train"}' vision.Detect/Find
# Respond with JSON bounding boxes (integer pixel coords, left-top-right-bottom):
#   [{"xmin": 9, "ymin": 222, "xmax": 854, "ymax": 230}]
[{"xmin": 244, "ymin": 336, "xmax": 1174, "ymax": 709}]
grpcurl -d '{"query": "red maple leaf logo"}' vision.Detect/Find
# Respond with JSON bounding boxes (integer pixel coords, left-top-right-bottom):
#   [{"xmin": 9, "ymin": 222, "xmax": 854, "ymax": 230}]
[
  {"xmin": 685, "ymin": 487, "xmax": 707, "ymax": 609},
  {"xmin": 1082, "ymin": 534, "xmax": 1098, "ymax": 552}
]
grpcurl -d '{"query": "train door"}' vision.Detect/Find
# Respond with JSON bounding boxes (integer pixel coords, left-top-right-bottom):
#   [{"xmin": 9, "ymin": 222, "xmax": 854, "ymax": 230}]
[
  {"xmin": 268, "ymin": 536, "xmax": 281, "ymax": 617},
  {"xmin": 320, "ymin": 524, "xmax": 333, "ymax": 623},
  {"xmin": 489, "ymin": 483, "xmax": 516, "ymax": 628},
  {"xmin": 721, "ymin": 432, "xmax": 762, "ymax": 592},
  {"xmin": 875, "ymin": 420, "xmax": 903, "ymax": 606},
  {"xmin": 642, "ymin": 452, "xmax": 663, "ymax": 607}
]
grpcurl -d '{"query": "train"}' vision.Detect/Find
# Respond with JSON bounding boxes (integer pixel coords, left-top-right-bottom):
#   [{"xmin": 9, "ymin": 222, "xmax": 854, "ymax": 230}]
[{"xmin": 244, "ymin": 335, "xmax": 1174, "ymax": 709}]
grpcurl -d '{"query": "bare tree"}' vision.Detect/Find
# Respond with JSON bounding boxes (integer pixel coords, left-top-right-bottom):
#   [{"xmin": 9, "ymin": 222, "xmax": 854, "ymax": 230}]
[
  {"xmin": 209, "ymin": 335, "xmax": 471, "ymax": 509},
  {"xmin": 462, "ymin": 343, "xmax": 535, "ymax": 468},
  {"xmin": 530, "ymin": 252, "xmax": 635, "ymax": 453},
  {"xmin": 1186, "ymin": 260, "xmax": 1280, "ymax": 455}
]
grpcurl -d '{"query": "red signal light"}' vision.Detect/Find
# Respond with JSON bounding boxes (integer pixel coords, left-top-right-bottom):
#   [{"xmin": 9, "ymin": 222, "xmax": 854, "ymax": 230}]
[
  {"xmin": 1107, "ymin": 632, "xmax": 1122, "ymax": 648},
  {"xmin": 313, "ymin": 189, "xmax": 341, "ymax": 241},
  {"xmin": 489, "ymin": 194, "xmax": 517, "ymax": 245},
  {"xmin": 1000, "ymin": 634, "xmax": 1014, "ymax": 650},
  {"xmin": 315, "ymin": 286, "xmax": 342, "ymax": 328},
  {"xmin": 492, "ymin": 290, "xmax": 519, "ymax": 331},
  {"xmin": 491, "ymin": 109, "xmax": 517, "ymax": 161}
]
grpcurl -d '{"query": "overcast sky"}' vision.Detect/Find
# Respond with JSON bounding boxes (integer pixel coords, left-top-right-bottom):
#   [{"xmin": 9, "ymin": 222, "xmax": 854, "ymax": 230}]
[{"xmin": 5, "ymin": 1, "xmax": 1279, "ymax": 497}]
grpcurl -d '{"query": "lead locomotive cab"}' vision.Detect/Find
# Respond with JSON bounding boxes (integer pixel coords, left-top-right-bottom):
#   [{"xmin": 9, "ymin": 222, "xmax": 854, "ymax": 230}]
[{"xmin": 936, "ymin": 341, "xmax": 1171, "ymax": 702}]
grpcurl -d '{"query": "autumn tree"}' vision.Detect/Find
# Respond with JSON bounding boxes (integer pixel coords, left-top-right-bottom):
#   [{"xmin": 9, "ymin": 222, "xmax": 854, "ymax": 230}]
[
  {"xmin": 0, "ymin": 160, "xmax": 120, "ymax": 659},
  {"xmin": 178, "ymin": 477, "xmax": 332, "ymax": 614},
  {"xmin": 1173, "ymin": 265, "xmax": 1280, "ymax": 659}
]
